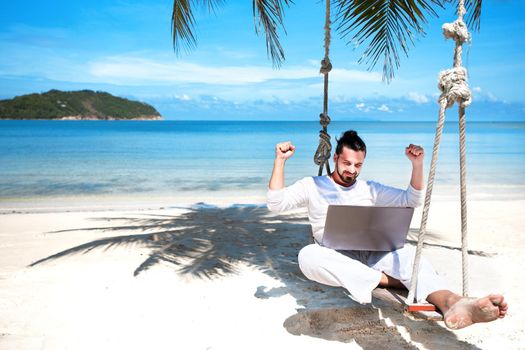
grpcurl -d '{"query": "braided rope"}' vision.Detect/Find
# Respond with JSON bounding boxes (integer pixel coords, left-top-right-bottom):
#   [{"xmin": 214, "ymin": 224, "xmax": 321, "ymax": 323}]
[
  {"xmin": 453, "ymin": 4, "xmax": 470, "ymax": 297},
  {"xmin": 406, "ymin": 99, "xmax": 448, "ymax": 304},
  {"xmin": 458, "ymin": 106, "xmax": 469, "ymax": 296},
  {"xmin": 314, "ymin": 0, "xmax": 332, "ymax": 176},
  {"xmin": 407, "ymin": 0, "xmax": 472, "ymax": 303}
]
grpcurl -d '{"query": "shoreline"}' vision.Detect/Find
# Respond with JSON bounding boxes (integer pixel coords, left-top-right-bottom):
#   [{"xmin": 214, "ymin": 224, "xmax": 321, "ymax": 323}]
[
  {"xmin": 1, "ymin": 182, "xmax": 524, "ymax": 214},
  {"xmin": 0, "ymin": 192, "xmax": 268, "ymax": 214}
]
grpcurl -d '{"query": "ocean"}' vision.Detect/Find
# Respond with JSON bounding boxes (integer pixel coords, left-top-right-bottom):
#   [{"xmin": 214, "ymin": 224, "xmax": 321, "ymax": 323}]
[{"xmin": 1, "ymin": 120, "xmax": 524, "ymax": 208}]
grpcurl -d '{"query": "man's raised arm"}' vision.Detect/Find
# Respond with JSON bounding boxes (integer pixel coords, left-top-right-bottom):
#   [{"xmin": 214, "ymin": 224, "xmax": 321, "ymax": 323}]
[
  {"xmin": 269, "ymin": 141, "xmax": 296, "ymax": 190},
  {"xmin": 405, "ymin": 144, "xmax": 425, "ymax": 191}
]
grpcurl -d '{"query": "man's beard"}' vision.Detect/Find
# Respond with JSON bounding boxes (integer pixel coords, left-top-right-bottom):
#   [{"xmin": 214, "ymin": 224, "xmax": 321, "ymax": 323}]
[{"xmin": 336, "ymin": 163, "xmax": 359, "ymax": 185}]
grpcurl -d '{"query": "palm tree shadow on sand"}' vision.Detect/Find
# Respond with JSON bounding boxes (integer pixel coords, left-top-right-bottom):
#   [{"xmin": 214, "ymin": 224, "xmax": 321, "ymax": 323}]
[{"xmin": 30, "ymin": 204, "xmax": 479, "ymax": 349}]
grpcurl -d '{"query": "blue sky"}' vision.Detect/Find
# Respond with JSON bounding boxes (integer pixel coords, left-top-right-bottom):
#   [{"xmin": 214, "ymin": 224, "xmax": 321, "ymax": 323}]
[{"xmin": 1, "ymin": 1, "xmax": 524, "ymax": 121}]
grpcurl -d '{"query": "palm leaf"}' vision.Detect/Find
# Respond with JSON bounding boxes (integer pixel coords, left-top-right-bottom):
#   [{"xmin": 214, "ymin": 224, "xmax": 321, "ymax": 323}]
[
  {"xmin": 439, "ymin": 0, "xmax": 482, "ymax": 30},
  {"xmin": 171, "ymin": 0, "xmax": 224, "ymax": 54},
  {"xmin": 170, "ymin": 0, "xmax": 481, "ymax": 77},
  {"xmin": 463, "ymin": 0, "xmax": 482, "ymax": 31},
  {"xmin": 252, "ymin": 0, "xmax": 293, "ymax": 68},
  {"xmin": 335, "ymin": 0, "xmax": 444, "ymax": 82}
]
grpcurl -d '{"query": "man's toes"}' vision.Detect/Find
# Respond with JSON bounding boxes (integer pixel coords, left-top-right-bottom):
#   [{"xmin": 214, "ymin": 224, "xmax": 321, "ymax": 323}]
[
  {"xmin": 488, "ymin": 294, "xmax": 504, "ymax": 306},
  {"xmin": 498, "ymin": 304, "xmax": 508, "ymax": 318},
  {"xmin": 487, "ymin": 294, "xmax": 508, "ymax": 318}
]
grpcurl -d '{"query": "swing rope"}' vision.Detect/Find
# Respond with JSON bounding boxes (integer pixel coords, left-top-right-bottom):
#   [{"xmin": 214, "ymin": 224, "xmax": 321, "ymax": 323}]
[
  {"xmin": 407, "ymin": 0, "xmax": 472, "ymax": 304},
  {"xmin": 314, "ymin": 0, "xmax": 332, "ymax": 176},
  {"xmin": 311, "ymin": 0, "xmax": 473, "ymax": 306}
]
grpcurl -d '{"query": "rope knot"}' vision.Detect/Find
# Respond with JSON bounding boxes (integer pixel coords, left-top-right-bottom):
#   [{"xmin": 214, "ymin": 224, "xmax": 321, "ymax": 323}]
[
  {"xmin": 314, "ymin": 128, "xmax": 332, "ymax": 166},
  {"xmin": 438, "ymin": 67, "xmax": 472, "ymax": 108},
  {"xmin": 319, "ymin": 112, "xmax": 331, "ymax": 128},
  {"xmin": 442, "ymin": 20, "xmax": 470, "ymax": 44},
  {"xmin": 320, "ymin": 58, "xmax": 332, "ymax": 75}
]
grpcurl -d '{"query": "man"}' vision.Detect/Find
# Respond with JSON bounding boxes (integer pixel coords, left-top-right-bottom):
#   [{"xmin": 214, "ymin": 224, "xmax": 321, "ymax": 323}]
[{"xmin": 267, "ymin": 130, "xmax": 507, "ymax": 330}]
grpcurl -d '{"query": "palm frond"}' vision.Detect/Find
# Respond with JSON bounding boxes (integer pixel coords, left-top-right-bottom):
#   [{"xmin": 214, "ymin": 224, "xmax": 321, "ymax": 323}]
[
  {"xmin": 441, "ymin": 0, "xmax": 482, "ymax": 30},
  {"xmin": 464, "ymin": 0, "xmax": 482, "ymax": 31},
  {"xmin": 335, "ymin": 0, "xmax": 444, "ymax": 82},
  {"xmin": 252, "ymin": 0, "xmax": 293, "ymax": 68},
  {"xmin": 171, "ymin": 0, "xmax": 224, "ymax": 54}
]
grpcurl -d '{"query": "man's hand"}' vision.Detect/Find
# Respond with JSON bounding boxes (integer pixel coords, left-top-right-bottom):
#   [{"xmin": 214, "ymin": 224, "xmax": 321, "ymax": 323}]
[
  {"xmin": 405, "ymin": 144, "xmax": 424, "ymax": 165},
  {"xmin": 270, "ymin": 141, "xmax": 295, "ymax": 190},
  {"xmin": 405, "ymin": 144, "xmax": 425, "ymax": 190},
  {"xmin": 276, "ymin": 141, "xmax": 296, "ymax": 160}
]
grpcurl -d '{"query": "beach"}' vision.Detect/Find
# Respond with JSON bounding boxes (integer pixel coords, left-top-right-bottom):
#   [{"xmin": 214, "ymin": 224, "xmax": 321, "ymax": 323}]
[
  {"xmin": 1, "ymin": 120, "xmax": 524, "ymax": 349},
  {"xmin": 1, "ymin": 194, "xmax": 524, "ymax": 349}
]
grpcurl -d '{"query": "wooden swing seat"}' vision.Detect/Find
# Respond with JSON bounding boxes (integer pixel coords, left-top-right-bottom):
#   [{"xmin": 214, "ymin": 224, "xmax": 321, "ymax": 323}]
[{"xmin": 372, "ymin": 287, "xmax": 443, "ymax": 321}]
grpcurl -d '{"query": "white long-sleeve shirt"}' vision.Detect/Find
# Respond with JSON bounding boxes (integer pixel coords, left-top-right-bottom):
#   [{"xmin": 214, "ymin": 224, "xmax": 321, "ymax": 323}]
[{"xmin": 267, "ymin": 175, "xmax": 423, "ymax": 243}]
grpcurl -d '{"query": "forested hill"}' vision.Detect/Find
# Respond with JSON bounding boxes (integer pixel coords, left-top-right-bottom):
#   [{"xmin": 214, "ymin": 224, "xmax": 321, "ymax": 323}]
[{"xmin": 0, "ymin": 90, "xmax": 162, "ymax": 120}]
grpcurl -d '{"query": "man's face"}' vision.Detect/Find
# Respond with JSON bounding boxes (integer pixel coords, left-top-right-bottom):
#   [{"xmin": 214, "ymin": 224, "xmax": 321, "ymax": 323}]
[{"xmin": 333, "ymin": 147, "xmax": 366, "ymax": 186}]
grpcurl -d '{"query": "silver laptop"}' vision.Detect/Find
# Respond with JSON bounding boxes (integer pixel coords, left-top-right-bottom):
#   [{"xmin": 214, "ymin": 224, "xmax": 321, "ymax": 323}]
[{"xmin": 321, "ymin": 205, "xmax": 414, "ymax": 251}]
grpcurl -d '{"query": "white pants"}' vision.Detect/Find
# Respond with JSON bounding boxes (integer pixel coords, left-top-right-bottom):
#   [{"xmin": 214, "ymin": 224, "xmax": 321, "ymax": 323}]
[{"xmin": 298, "ymin": 244, "xmax": 448, "ymax": 304}]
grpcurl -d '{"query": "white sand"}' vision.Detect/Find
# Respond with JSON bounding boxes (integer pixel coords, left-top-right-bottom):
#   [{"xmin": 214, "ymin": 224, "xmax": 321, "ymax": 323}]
[{"xmin": 0, "ymin": 197, "xmax": 524, "ymax": 349}]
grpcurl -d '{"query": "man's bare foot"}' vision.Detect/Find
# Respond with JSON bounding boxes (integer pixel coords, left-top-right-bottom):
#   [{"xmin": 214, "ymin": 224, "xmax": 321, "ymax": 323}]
[{"xmin": 443, "ymin": 294, "xmax": 508, "ymax": 330}]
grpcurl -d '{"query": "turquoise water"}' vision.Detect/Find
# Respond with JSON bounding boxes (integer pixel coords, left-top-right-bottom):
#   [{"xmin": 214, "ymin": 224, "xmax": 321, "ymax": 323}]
[{"xmin": 0, "ymin": 120, "xmax": 524, "ymax": 205}]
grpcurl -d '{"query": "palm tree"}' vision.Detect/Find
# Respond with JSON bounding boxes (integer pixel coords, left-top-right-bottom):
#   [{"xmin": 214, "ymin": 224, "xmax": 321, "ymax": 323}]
[{"xmin": 171, "ymin": 0, "xmax": 482, "ymax": 82}]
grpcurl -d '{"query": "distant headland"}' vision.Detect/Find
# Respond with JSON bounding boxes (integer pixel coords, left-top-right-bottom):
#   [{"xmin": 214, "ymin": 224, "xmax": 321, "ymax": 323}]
[{"xmin": 0, "ymin": 90, "xmax": 162, "ymax": 120}]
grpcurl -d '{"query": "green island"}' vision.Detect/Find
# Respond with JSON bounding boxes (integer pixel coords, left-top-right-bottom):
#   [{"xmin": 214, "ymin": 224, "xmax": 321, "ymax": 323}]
[{"xmin": 0, "ymin": 90, "xmax": 162, "ymax": 120}]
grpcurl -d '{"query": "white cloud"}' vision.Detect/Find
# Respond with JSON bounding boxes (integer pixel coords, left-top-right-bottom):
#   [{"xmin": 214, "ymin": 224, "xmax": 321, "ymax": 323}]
[
  {"xmin": 487, "ymin": 92, "xmax": 498, "ymax": 102},
  {"xmin": 88, "ymin": 57, "xmax": 302, "ymax": 85},
  {"xmin": 0, "ymin": 39, "xmax": 427, "ymax": 103},
  {"xmin": 176, "ymin": 94, "xmax": 191, "ymax": 101},
  {"xmin": 86, "ymin": 55, "xmax": 383, "ymax": 86},
  {"xmin": 307, "ymin": 59, "xmax": 320, "ymax": 66},
  {"xmin": 354, "ymin": 102, "xmax": 374, "ymax": 113},
  {"xmin": 332, "ymin": 95, "xmax": 351, "ymax": 103},
  {"xmin": 407, "ymin": 91, "xmax": 429, "ymax": 104},
  {"xmin": 84, "ymin": 55, "xmax": 381, "ymax": 86},
  {"xmin": 471, "ymin": 86, "xmax": 498, "ymax": 102},
  {"xmin": 355, "ymin": 102, "xmax": 366, "ymax": 110},
  {"xmin": 377, "ymin": 104, "xmax": 391, "ymax": 112}
]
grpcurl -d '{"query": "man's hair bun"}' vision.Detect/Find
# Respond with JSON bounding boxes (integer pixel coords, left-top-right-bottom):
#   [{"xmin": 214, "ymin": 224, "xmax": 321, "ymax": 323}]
[{"xmin": 335, "ymin": 130, "xmax": 366, "ymax": 155}]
